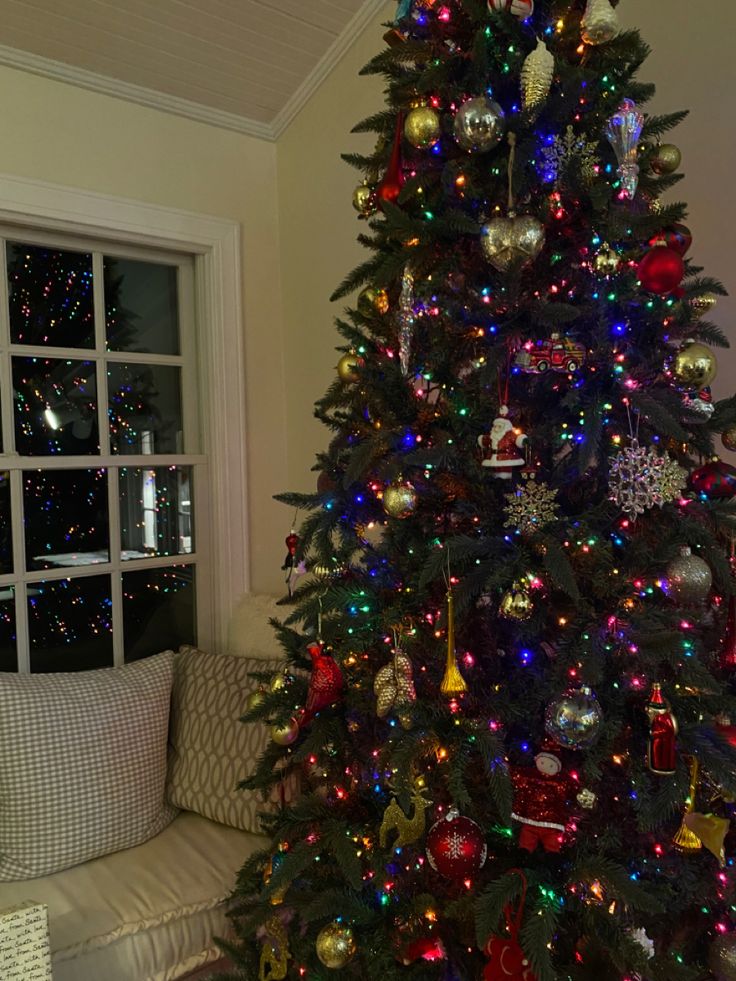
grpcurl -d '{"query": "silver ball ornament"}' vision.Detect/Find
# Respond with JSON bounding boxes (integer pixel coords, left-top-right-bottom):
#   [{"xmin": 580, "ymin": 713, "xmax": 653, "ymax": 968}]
[
  {"xmin": 545, "ymin": 685, "xmax": 603, "ymax": 749},
  {"xmin": 666, "ymin": 546, "xmax": 713, "ymax": 605},
  {"xmin": 709, "ymin": 933, "xmax": 736, "ymax": 981},
  {"xmin": 453, "ymin": 97, "xmax": 505, "ymax": 153}
]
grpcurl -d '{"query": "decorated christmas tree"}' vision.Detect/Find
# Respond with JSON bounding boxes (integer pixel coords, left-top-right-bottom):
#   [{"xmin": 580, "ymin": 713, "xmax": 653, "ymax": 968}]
[{"xmin": 223, "ymin": 2, "xmax": 736, "ymax": 978}]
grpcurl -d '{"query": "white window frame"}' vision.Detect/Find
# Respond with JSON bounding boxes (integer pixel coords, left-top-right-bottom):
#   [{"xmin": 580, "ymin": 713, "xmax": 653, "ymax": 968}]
[{"xmin": 0, "ymin": 173, "xmax": 249, "ymax": 658}]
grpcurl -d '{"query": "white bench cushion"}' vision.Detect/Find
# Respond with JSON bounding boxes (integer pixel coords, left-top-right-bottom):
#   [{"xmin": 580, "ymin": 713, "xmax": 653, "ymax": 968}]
[{"xmin": 0, "ymin": 812, "xmax": 265, "ymax": 981}]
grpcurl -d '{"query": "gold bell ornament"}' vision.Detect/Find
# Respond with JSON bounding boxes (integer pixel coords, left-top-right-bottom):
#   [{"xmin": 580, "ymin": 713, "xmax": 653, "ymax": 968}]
[
  {"xmin": 499, "ymin": 581, "xmax": 534, "ymax": 621},
  {"xmin": 581, "ymin": 0, "xmax": 620, "ymax": 45},
  {"xmin": 521, "ymin": 38, "xmax": 554, "ymax": 113},
  {"xmin": 404, "ymin": 101, "xmax": 442, "ymax": 149}
]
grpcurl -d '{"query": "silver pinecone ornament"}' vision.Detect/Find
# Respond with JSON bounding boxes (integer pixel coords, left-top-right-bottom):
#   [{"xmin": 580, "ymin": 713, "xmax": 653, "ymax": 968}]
[
  {"xmin": 581, "ymin": 0, "xmax": 620, "ymax": 45},
  {"xmin": 521, "ymin": 38, "xmax": 554, "ymax": 112}
]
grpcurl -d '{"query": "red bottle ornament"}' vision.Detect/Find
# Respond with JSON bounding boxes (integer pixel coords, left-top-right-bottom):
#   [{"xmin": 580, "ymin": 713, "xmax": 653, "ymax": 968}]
[
  {"xmin": 637, "ymin": 245, "xmax": 685, "ymax": 295},
  {"xmin": 298, "ymin": 642, "xmax": 344, "ymax": 728},
  {"xmin": 376, "ymin": 113, "xmax": 404, "ymax": 208},
  {"xmin": 425, "ymin": 808, "xmax": 487, "ymax": 879},
  {"xmin": 688, "ymin": 459, "xmax": 736, "ymax": 501},
  {"xmin": 482, "ymin": 871, "xmax": 538, "ymax": 981},
  {"xmin": 646, "ymin": 683, "xmax": 678, "ymax": 776},
  {"xmin": 649, "ymin": 223, "xmax": 692, "ymax": 256}
]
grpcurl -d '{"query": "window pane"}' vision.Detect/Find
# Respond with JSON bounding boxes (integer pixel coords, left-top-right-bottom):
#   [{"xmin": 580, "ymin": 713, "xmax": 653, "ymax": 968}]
[
  {"xmin": 0, "ymin": 472, "xmax": 11, "ymax": 574},
  {"xmin": 7, "ymin": 243, "xmax": 95, "ymax": 348},
  {"xmin": 28, "ymin": 575, "xmax": 113, "ymax": 672},
  {"xmin": 0, "ymin": 591, "xmax": 16, "ymax": 671},
  {"xmin": 13, "ymin": 357, "xmax": 98, "ymax": 455},
  {"xmin": 119, "ymin": 466, "xmax": 193, "ymax": 559},
  {"xmin": 105, "ymin": 257, "xmax": 179, "ymax": 355},
  {"xmin": 108, "ymin": 363, "xmax": 182, "ymax": 454},
  {"xmin": 24, "ymin": 469, "xmax": 109, "ymax": 572},
  {"xmin": 123, "ymin": 564, "xmax": 195, "ymax": 662}
]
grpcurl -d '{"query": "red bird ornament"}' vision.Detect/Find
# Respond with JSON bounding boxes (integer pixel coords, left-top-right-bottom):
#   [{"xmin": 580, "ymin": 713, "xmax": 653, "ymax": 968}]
[{"xmin": 298, "ymin": 642, "xmax": 343, "ymax": 727}]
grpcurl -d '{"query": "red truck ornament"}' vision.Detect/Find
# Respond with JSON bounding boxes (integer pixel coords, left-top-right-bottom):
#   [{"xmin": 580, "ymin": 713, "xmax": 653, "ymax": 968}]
[{"xmin": 514, "ymin": 334, "xmax": 586, "ymax": 374}]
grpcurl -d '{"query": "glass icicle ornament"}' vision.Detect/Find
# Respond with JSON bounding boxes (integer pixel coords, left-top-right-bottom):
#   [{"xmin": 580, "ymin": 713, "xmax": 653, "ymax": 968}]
[
  {"xmin": 398, "ymin": 265, "xmax": 415, "ymax": 377},
  {"xmin": 605, "ymin": 98, "xmax": 644, "ymax": 200},
  {"xmin": 521, "ymin": 38, "xmax": 554, "ymax": 113},
  {"xmin": 581, "ymin": 0, "xmax": 620, "ymax": 46}
]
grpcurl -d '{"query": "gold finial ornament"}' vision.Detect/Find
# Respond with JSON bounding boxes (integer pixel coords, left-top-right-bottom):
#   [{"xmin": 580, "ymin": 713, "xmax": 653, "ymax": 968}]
[{"xmin": 440, "ymin": 588, "xmax": 468, "ymax": 695}]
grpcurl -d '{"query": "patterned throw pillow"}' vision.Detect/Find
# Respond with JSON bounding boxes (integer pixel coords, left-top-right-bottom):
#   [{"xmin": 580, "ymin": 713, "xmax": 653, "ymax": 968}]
[
  {"xmin": 167, "ymin": 647, "xmax": 281, "ymax": 833},
  {"xmin": 0, "ymin": 651, "xmax": 177, "ymax": 880}
]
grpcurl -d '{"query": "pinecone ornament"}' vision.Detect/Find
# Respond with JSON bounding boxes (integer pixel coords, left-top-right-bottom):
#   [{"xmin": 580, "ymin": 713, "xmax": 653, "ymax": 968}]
[
  {"xmin": 581, "ymin": 0, "xmax": 620, "ymax": 45},
  {"xmin": 521, "ymin": 38, "xmax": 554, "ymax": 112},
  {"xmin": 374, "ymin": 648, "xmax": 416, "ymax": 723}
]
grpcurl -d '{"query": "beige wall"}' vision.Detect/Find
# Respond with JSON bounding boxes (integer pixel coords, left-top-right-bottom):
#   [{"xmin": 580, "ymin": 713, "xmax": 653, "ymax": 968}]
[
  {"xmin": 0, "ymin": 64, "xmax": 288, "ymax": 595},
  {"xmin": 277, "ymin": 0, "xmax": 736, "ymax": 488}
]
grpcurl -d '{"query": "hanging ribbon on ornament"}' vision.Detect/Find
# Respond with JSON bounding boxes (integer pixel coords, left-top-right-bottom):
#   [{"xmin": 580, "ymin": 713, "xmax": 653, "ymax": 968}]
[
  {"xmin": 482, "ymin": 870, "xmax": 538, "ymax": 981},
  {"xmin": 440, "ymin": 548, "xmax": 468, "ymax": 696}
]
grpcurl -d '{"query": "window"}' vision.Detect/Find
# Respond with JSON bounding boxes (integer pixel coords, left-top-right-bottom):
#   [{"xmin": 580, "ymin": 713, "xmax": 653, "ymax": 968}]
[{"xmin": 0, "ymin": 230, "xmax": 208, "ymax": 672}]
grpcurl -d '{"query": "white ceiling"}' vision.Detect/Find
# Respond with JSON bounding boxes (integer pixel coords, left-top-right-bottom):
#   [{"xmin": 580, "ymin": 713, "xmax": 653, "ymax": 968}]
[{"xmin": 0, "ymin": 0, "xmax": 386, "ymax": 139}]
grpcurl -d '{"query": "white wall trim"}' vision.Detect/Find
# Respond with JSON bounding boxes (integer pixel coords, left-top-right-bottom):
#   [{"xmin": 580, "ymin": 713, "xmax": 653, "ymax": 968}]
[
  {"xmin": 0, "ymin": 173, "xmax": 250, "ymax": 651},
  {"xmin": 270, "ymin": 0, "xmax": 388, "ymax": 138},
  {"xmin": 0, "ymin": 0, "xmax": 387, "ymax": 142}
]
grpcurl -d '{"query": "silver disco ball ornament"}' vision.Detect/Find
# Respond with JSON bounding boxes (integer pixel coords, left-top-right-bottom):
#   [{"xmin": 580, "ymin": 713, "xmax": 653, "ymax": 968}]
[
  {"xmin": 453, "ymin": 96, "xmax": 506, "ymax": 153},
  {"xmin": 545, "ymin": 685, "xmax": 603, "ymax": 749}
]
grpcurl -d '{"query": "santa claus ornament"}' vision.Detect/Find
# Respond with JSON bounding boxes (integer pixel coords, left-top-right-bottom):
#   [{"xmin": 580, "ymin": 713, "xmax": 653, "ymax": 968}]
[
  {"xmin": 510, "ymin": 747, "xmax": 595, "ymax": 853},
  {"xmin": 297, "ymin": 642, "xmax": 344, "ymax": 728},
  {"xmin": 482, "ymin": 870, "xmax": 538, "ymax": 981},
  {"xmin": 645, "ymin": 682, "xmax": 677, "ymax": 776},
  {"xmin": 478, "ymin": 406, "xmax": 528, "ymax": 479},
  {"xmin": 488, "ymin": 0, "xmax": 534, "ymax": 18}
]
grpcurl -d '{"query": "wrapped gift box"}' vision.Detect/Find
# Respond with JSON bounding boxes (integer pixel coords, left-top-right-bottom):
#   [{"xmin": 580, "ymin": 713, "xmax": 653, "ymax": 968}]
[{"xmin": 0, "ymin": 900, "xmax": 53, "ymax": 980}]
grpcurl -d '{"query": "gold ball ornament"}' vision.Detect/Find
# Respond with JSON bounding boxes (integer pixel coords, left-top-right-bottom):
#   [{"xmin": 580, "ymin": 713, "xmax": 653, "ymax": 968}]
[
  {"xmin": 499, "ymin": 583, "xmax": 534, "ymax": 621},
  {"xmin": 358, "ymin": 286, "xmax": 389, "ymax": 316},
  {"xmin": 723, "ymin": 425, "xmax": 736, "ymax": 453},
  {"xmin": 352, "ymin": 182, "xmax": 378, "ymax": 217},
  {"xmin": 337, "ymin": 352, "xmax": 364, "ymax": 383},
  {"xmin": 650, "ymin": 143, "xmax": 682, "ymax": 176},
  {"xmin": 269, "ymin": 670, "xmax": 289, "ymax": 692},
  {"xmin": 315, "ymin": 922, "xmax": 356, "ymax": 969},
  {"xmin": 271, "ymin": 718, "xmax": 300, "ymax": 746},
  {"xmin": 690, "ymin": 293, "xmax": 718, "ymax": 319},
  {"xmin": 382, "ymin": 479, "xmax": 417, "ymax": 519},
  {"xmin": 593, "ymin": 243, "xmax": 621, "ymax": 276},
  {"xmin": 673, "ymin": 340, "xmax": 718, "ymax": 389},
  {"xmin": 404, "ymin": 105, "xmax": 441, "ymax": 149},
  {"xmin": 245, "ymin": 689, "xmax": 265, "ymax": 711}
]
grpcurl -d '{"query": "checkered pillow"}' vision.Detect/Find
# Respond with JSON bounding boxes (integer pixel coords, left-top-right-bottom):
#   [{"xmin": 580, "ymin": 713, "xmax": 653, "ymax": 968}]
[
  {"xmin": 0, "ymin": 651, "xmax": 177, "ymax": 880},
  {"xmin": 167, "ymin": 647, "xmax": 281, "ymax": 832}
]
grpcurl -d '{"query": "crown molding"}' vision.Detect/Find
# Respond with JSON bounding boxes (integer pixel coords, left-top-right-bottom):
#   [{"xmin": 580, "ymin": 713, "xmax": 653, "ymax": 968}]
[
  {"xmin": 0, "ymin": 42, "xmax": 274, "ymax": 141},
  {"xmin": 0, "ymin": 1, "xmax": 387, "ymax": 144},
  {"xmin": 271, "ymin": 0, "xmax": 388, "ymax": 138}
]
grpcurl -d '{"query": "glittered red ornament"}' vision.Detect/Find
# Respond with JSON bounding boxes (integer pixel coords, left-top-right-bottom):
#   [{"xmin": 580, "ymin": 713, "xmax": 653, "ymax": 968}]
[
  {"xmin": 376, "ymin": 113, "xmax": 404, "ymax": 208},
  {"xmin": 689, "ymin": 459, "xmax": 736, "ymax": 501},
  {"xmin": 298, "ymin": 642, "xmax": 343, "ymax": 728},
  {"xmin": 638, "ymin": 245, "xmax": 685, "ymax": 295},
  {"xmin": 509, "ymin": 753, "xmax": 570, "ymax": 853},
  {"xmin": 649, "ymin": 223, "xmax": 692, "ymax": 256},
  {"xmin": 482, "ymin": 871, "xmax": 537, "ymax": 981},
  {"xmin": 425, "ymin": 808, "xmax": 487, "ymax": 878}
]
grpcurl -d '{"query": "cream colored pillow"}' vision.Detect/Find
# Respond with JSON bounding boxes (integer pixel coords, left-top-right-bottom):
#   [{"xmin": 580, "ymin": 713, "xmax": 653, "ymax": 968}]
[
  {"xmin": 167, "ymin": 647, "xmax": 280, "ymax": 833},
  {"xmin": 0, "ymin": 651, "xmax": 177, "ymax": 880}
]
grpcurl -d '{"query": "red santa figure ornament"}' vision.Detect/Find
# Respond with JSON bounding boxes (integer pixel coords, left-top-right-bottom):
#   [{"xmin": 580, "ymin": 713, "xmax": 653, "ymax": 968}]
[
  {"xmin": 482, "ymin": 870, "xmax": 538, "ymax": 981},
  {"xmin": 510, "ymin": 746, "xmax": 595, "ymax": 853},
  {"xmin": 478, "ymin": 406, "xmax": 527, "ymax": 479},
  {"xmin": 645, "ymin": 682, "xmax": 677, "ymax": 776},
  {"xmin": 298, "ymin": 642, "xmax": 344, "ymax": 728},
  {"xmin": 488, "ymin": 0, "xmax": 534, "ymax": 18}
]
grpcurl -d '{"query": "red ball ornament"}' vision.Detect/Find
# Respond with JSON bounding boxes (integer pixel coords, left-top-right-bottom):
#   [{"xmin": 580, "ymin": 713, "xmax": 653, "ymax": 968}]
[
  {"xmin": 648, "ymin": 223, "xmax": 692, "ymax": 256},
  {"xmin": 688, "ymin": 459, "xmax": 736, "ymax": 500},
  {"xmin": 637, "ymin": 245, "xmax": 685, "ymax": 295},
  {"xmin": 425, "ymin": 808, "xmax": 487, "ymax": 879},
  {"xmin": 488, "ymin": 0, "xmax": 534, "ymax": 17}
]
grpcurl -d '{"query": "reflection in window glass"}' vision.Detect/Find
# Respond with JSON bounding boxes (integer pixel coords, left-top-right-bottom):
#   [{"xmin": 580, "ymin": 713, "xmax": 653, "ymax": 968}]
[
  {"xmin": 123, "ymin": 565, "xmax": 195, "ymax": 662},
  {"xmin": 108, "ymin": 363, "xmax": 182, "ymax": 454},
  {"xmin": 13, "ymin": 357, "xmax": 98, "ymax": 456},
  {"xmin": 0, "ymin": 472, "xmax": 11, "ymax": 575},
  {"xmin": 105, "ymin": 258, "xmax": 179, "ymax": 355},
  {"xmin": 119, "ymin": 467, "xmax": 193, "ymax": 559},
  {"xmin": 7, "ymin": 243, "xmax": 95, "ymax": 348},
  {"xmin": 0, "ymin": 594, "xmax": 16, "ymax": 672},
  {"xmin": 24, "ymin": 470, "xmax": 109, "ymax": 572},
  {"xmin": 28, "ymin": 575, "xmax": 113, "ymax": 672}
]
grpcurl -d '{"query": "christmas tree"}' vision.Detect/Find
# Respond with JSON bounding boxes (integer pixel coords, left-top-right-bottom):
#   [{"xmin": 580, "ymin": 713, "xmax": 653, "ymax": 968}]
[{"xmin": 224, "ymin": 2, "xmax": 736, "ymax": 978}]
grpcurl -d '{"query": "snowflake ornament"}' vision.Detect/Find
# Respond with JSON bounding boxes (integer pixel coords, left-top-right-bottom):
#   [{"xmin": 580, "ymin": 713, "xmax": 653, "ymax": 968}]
[
  {"xmin": 541, "ymin": 125, "xmax": 599, "ymax": 187},
  {"xmin": 659, "ymin": 455, "xmax": 688, "ymax": 503},
  {"xmin": 608, "ymin": 439, "xmax": 675, "ymax": 518},
  {"xmin": 504, "ymin": 471, "xmax": 560, "ymax": 535}
]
